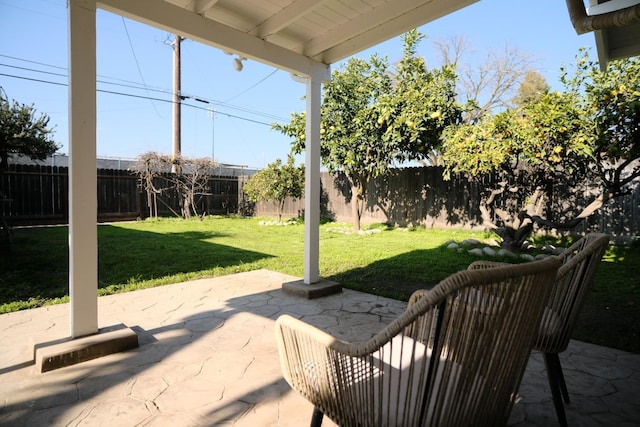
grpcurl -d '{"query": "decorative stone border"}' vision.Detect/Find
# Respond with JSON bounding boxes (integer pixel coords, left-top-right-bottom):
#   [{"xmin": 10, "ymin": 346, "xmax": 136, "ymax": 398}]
[{"xmin": 445, "ymin": 238, "xmax": 566, "ymax": 261}]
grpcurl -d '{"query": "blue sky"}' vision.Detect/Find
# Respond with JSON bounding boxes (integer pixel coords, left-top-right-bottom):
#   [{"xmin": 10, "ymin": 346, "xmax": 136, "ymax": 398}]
[{"xmin": 0, "ymin": 0, "xmax": 597, "ymax": 169}]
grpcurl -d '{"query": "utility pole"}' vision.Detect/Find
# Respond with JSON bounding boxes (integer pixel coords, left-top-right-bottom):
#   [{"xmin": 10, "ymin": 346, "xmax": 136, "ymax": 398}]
[{"xmin": 172, "ymin": 34, "xmax": 181, "ymax": 173}]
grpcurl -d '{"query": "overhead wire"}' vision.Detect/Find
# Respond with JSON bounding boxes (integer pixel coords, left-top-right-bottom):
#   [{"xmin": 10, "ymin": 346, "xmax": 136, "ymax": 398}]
[
  {"xmin": 0, "ymin": 55, "xmax": 289, "ymax": 121},
  {"xmin": 0, "ymin": 71, "xmax": 276, "ymax": 126},
  {"xmin": 121, "ymin": 17, "xmax": 163, "ymax": 117},
  {"xmin": 223, "ymin": 68, "xmax": 279, "ymax": 103}
]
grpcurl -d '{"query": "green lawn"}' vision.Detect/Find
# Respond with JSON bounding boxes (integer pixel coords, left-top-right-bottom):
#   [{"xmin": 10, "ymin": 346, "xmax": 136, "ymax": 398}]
[{"xmin": 1, "ymin": 216, "xmax": 638, "ymax": 353}]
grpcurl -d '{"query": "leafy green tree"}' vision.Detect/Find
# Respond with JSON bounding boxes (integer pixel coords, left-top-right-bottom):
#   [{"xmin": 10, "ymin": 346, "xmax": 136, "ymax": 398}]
[
  {"xmin": 0, "ymin": 90, "xmax": 58, "ymax": 179},
  {"xmin": 441, "ymin": 49, "xmax": 639, "ymax": 250},
  {"xmin": 561, "ymin": 50, "xmax": 640, "ymax": 218},
  {"xmin": 274, "ymin": 30, "xmax": 460, "ymax": 230},
  {"xmin": 243, "ymin": 154, "xmax": 304, "ymax": 222},
  {"xmin": 442, "ymin": 90, "xmax": 592, "ymax": 250}
]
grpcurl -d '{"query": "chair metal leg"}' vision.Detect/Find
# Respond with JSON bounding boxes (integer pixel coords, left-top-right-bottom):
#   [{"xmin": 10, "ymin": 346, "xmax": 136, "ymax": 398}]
[
  {"xmin": 550, "ymin": 353, "xmax": 570, "ymax": 403},
  {"xmin": 544, "ymin": 353, "xmax": 568, "ymax": 427},
  {"xmin": 311, "ymin": 407, "xmax": 324, "ymax": 427}
]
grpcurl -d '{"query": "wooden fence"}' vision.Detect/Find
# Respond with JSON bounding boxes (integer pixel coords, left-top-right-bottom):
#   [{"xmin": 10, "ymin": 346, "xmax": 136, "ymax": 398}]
[
  {"xmin": 2, "ymin": 163, "xmax": 638, "ymax": 240},
  {"xmin": 0, "ymin": 164, "xmax": 239, "ymax": 225},
  {"xmin": 253, "ymin": 167, "xmax": 640, "ymax": 239}
]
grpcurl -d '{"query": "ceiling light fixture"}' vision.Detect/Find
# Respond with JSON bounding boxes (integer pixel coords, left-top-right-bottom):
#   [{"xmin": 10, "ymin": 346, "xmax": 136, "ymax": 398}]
[{"xmin": 233, "ymin": 56, "xmax": 246, "ymax": 72}]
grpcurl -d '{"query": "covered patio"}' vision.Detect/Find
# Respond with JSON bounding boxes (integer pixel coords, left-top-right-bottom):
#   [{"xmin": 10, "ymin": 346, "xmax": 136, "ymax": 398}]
[
  {"xmin": 1, "ymin": 270, "xmax": 639, "ymax": 425},
  {"xmin": 4, "ymin": 0, "xmax": 639, "ymax": 425}
]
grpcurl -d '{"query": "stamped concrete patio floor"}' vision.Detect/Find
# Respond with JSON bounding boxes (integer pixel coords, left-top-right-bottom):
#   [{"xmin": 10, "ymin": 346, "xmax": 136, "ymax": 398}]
[{"xmin": 1, "ymin": 269, "xmax": 638, "ymax": 426}]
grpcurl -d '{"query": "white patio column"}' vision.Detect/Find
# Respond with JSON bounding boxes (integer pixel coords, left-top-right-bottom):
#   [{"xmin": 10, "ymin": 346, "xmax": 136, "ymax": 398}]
[
  {"xmin": 303, "ymin": 75, "xmax": 321, "ymax": 284},
  {"xmin": 68, "ymin": 0, "xmax": 98, "ymax": 338}
]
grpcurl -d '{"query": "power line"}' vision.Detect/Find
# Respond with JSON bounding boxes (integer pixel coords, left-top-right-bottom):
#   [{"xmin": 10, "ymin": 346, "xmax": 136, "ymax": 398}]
[
  {"xmin": 121, "ymin": 17, "xmax": 163, "ymax": 117},
  {"xmin": 0, "ymin": 58, "xmax": 288, "ymax": 122},
  {"xmin": 0, "ymin": 72, "xmax": 280, "ymax": 127},
  {"xmin": 223, "ymin": 69, "xmax": 279, "ymax": 103}
]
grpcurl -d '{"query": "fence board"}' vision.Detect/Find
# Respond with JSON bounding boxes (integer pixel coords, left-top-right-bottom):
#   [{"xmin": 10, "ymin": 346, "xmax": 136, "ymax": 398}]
[
  {"xmin": 1, "ymin": 164, "xmax": 239, "ymax": 225},
  {"xmin": 2, "ymin": 163, "xmax": 638, "ymax": 240},
  {"xmin": 252, "ymin": 167, "xmax": 639, "ymax": 240}
]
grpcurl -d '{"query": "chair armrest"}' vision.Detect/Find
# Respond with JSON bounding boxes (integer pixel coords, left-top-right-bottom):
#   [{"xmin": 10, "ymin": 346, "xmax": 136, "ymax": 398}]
[
  {"xmin": 408, "ymin": 289, "xmax": 430, "ymax": 309},
  {"xmin": 467, "ymin": 260, "xmax": 510, "ymax": 270},
  {"xmin": 275, "ymin": 314, "xmax": 373, "ymax": 417}
]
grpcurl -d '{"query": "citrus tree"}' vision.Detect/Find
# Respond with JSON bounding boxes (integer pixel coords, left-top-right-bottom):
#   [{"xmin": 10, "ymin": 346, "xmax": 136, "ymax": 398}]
[
  {"xmin": 441, "ymin": 49, "xmax": 640, "ymax": 250},
  {"xmin": 274, "ymin": 30, "xmax": 460, "ymax": 230},
  {"xmin": 243, "ymin": 154, "xmax": 304, "ymax": 222}
]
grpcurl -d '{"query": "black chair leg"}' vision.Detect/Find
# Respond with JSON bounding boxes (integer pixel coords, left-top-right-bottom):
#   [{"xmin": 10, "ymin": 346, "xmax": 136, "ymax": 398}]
[
  {"xmin": 544, "ymin": 353, "xmax": 568, "ymax": 427},
  {"xmin": 311, "ymin": 407, "xmax": 324, "ymax": 427},
  {"xmin": 553, "ymin": 353, "xmax": 570, "ymax": 403}
]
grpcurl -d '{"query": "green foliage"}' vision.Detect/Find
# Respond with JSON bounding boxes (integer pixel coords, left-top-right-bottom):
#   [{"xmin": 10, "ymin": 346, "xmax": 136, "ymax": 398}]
[
  {"xmin": 0, "ymin": 89, "xmax": 58, "ymax": 177},
  {"xmin": 440, "ymin": 49, "xmax": 640, "ymax": 249},
  {"xmin": 563, "ymin": 49, "xmax": 640, "ymax": 195},
  {"xmin": 442, "ymin": 90, "xmax": 593, "ymax": 178},
  {"xmin": 243, "ymin": 154, "xmax": 304, "ymax": 222},
  {"xmin": 274, "ymin": 29, "xmax": 461, "ymax": 230}
]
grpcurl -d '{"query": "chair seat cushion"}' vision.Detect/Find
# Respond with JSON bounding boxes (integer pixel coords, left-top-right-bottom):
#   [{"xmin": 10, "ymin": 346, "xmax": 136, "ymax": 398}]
[{"xmin": 358, "ymin": 335, "xmax": 474, "ymax": 426}]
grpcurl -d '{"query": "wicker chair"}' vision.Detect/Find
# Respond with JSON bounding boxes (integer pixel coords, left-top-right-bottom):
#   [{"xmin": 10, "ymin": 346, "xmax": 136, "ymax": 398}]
[
  {"xmin": 275, "ymin": 256, "xmax": 560, "ymax": 427},
  {"xmin": 535, "ymin": 233, "xmax": 609, "ymax": 426},
  {"xmin": 469, "ymin": 233, "xmax": 610, "ymax": 427}
]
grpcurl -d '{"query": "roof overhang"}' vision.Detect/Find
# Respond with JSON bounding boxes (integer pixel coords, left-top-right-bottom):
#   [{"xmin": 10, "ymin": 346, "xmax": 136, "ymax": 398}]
[
  {"xmin": 567, "ymin": 0, "xmax": 640, "ymax": 69},
  {"xmin": 97, "ymin": 0, "xmax": 480, "ymax": 80}
]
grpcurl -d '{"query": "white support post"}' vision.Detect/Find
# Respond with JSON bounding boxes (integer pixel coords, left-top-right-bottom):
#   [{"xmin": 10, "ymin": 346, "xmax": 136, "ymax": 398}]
[
  {"xmin": 303, "ymin": 75, "xmax": 322, "ymax": 284},
  {"xmin": 68, "ymin": 0, "xmax": 98, "ymax": 338}
]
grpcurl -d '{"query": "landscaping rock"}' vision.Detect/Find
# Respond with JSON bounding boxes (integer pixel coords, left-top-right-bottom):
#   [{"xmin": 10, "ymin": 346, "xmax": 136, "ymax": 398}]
[
  {"xmin": 462, "ymin": 238, "xmax": 481, "ymax": 247},
  {"xmin": 497, "ymin": 249, "xmax": 518, "ymax": 259},
  {"xmin": 519, "ymin": 254, "xmax": 535, "ymax": 262},
  {"xmin": 447, "ymin": 242, "xmax": 459, "ymax": 250},
  {"xmin": 482, "ymin": 247, "xmax": 497, "ymax": 257},
  {"xmin": 468, "ymin": 248, "xmax": 484, "ymax": 257}
]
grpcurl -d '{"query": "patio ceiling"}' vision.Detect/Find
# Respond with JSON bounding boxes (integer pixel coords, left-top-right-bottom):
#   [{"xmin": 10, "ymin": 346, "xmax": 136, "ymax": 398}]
[
  {"xmin": 97, "ymin": 0, "xmax": 480, "ymax": 79},
  {"xmin": 65, "ymin": 0, "xmax": 640, "ymax": 340}
]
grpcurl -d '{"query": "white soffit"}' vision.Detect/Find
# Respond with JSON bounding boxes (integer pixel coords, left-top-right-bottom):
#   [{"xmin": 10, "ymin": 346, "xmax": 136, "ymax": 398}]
[
  {"xmin": 588, "ymin": 0, "xmax": 640, "ymax": 68},
  {"xmin": 97, "ymin": 0, "xmax": 480, "ymax": 78}
]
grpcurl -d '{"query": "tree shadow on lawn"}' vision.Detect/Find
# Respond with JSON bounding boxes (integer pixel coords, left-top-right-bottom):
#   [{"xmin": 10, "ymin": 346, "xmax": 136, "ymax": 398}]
[
  {"xmin": 0, "ymin": 225, "xmax": 273, "ymax": 305},
  {"xmin": 98, "ymin": 225, "xmax": 273, "ymax": 288},
  {"xmin": 326, "ymin": 245, "xmax": 481, "ymax": 301}
]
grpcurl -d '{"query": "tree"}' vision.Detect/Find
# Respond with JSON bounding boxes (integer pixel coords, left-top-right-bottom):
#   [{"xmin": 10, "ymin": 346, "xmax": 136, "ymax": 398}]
[
  {"xmin": 0, "ymin": 90, "xmax": 58, "ymax": 178},
  {"xmin": 243, "ymin": 154, "xmax": 304, "ymax": 222},
  {"xmin": 274, "ymin": 30, "xmax": 460, "ymax": 230},
  {"xmin": 512, "ymin": 70, "xmax": 550, "ymax": 107},
  {"xmin": 559, "ymin": 50, "xmax": 640, "ymax": 220},
  {"xmin": 134, "ymin": 152, "xmax": 218, "ymax": 219},
  {"xmin": 441, "ymin": 90, "xmax": 592, "ymax": 250},
  {"xmin": 441, "ymin": 49, "xmax": 640, "ymax": 250},
  {"xmin": 434, "ymin": 36, "xmax": 535, "ymax": 124}
]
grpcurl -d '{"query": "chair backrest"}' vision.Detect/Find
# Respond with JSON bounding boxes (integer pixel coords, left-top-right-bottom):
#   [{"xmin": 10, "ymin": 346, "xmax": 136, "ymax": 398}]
[
  {"xmin": 337, "ymin": 256, "xmax": 560, "ymax": 426},
  {"xmin": 535, "ymin": 233, "xmax": 609, "ymax": 353}
]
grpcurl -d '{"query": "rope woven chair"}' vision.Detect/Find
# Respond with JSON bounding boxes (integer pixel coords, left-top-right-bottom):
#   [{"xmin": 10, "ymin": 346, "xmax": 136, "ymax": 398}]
[
  {"xmin": 468, "ymin": 233, "xmax": 610, "ymax": 427},
  {"xmin": 275, "ymin": 256, "xmax": 560, "ymax": 427}
]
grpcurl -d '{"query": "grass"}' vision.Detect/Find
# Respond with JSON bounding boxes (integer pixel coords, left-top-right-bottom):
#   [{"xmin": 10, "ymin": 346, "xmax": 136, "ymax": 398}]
[{"xmin": 0, "ymin": 216, "xmax": 638, "ymax": 353}]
